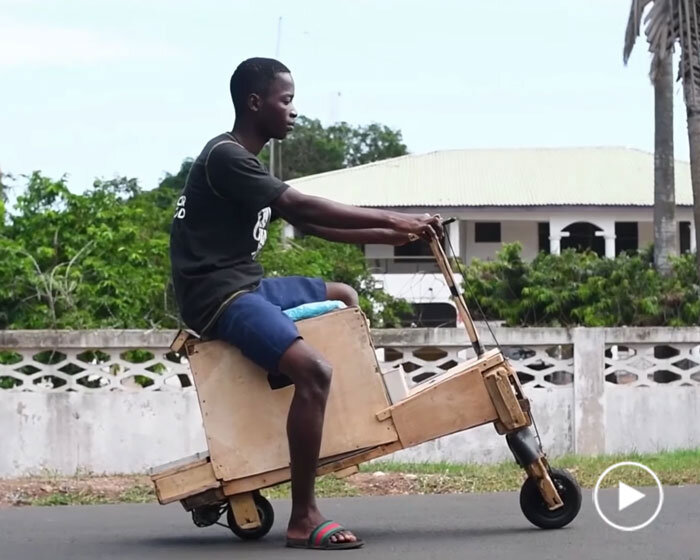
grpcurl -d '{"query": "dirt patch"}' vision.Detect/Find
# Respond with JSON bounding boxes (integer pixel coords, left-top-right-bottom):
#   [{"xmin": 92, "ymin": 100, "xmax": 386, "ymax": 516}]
[
  {"xmin": 0, "ymin": 475, "xmax": 154, "ymax": 507},
  {"xmin": 0, "ymin": 472, "xmax": 440, "ymax": 507},
  {"xmin": 348, "ymin": 472, "xmax": 422, "ymax": 495}
]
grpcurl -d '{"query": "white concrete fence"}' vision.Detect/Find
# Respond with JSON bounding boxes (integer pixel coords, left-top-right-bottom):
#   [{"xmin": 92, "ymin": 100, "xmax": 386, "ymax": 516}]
[{"xmin": 1, "ymin": 327, "xmax": 699, "ymax": 477}]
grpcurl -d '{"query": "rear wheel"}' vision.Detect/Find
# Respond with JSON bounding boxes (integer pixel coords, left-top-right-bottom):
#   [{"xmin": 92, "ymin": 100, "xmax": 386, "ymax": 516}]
[
  {"xmin": 226, "ymin": 493, "xmax": 275, "ymax": 540},
  {"xmin": 519, "ymin": 468, "xmax": 582, "ymax": 529}
]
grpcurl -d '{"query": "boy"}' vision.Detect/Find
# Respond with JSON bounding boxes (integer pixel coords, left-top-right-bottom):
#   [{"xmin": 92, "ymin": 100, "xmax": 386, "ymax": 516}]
[{"xmin": 170, "ymin": 57, "xmax": 443, "ymax": 550}]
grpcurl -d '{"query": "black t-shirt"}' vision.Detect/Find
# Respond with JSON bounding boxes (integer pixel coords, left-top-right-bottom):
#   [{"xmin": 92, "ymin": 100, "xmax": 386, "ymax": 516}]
[{"xmin": 169, "ymin": 132, "xmax": 288, "ymax": 334}]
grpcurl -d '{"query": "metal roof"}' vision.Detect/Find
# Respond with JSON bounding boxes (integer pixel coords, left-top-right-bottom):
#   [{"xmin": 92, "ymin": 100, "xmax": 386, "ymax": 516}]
[{"xmin": 287, "ymin": 147, "xmax": 693, "ymax": 207}]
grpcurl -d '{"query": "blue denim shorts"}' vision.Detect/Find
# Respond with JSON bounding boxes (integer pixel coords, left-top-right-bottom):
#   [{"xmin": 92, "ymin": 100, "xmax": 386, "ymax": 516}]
[{"xmin": 211, "ymin": 276, "xmax": 327, "ymax": 389}]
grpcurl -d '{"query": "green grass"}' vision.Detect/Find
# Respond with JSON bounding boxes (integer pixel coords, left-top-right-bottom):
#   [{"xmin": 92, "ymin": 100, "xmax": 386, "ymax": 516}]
[
  {"xmin": 116, "ymin": 485, "xmax": 156, "ymax": 503},
  {"xmin": 362, "ymin": 448, "xmax": 700, "ymax": 492},
  {"xmin": 31, "ymin": 491, "xmax": 111, "ymax": 506},
  {"xmin": 27, "ymin": 484, "xmax": 155, "ymax": 507},
  {"xmin": 18, "ymin": 448, "xmax": 700, "ymax": 505},
  {"xmin": 263, "ymin": 475, "xmax": 357, "ymax": 500}
]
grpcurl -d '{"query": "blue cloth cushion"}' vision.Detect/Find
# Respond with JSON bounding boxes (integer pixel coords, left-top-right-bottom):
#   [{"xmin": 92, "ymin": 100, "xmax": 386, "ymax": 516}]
[{"xmin": 283, "ymin": 300, "xmax": 347, "ymax": 321}]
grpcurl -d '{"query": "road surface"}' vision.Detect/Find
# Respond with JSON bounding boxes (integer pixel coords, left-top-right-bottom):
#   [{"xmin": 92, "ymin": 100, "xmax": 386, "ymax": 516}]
[{"xmin": 2, "ymin": 487, "xmax": 697, "ymax": 559}]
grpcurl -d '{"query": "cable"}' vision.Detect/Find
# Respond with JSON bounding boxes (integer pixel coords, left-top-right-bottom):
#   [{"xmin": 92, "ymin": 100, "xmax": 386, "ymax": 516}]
[
  {"xmin": 443, "ymin": 229, "xmax": 502, "ymax": 353},
  {"xmin": 442, "ymin": 220, "xmax": 545, "ymax": 451}
]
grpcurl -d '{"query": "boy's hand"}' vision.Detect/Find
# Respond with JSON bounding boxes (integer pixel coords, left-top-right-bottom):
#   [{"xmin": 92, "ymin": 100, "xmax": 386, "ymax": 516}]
[
  {"xmin": 385, "ymin": 230, "xmax": 420, "ymax": 246},
  {"xmin": 394, "ymin": 213, "xmax": 445, "ymax": 240}
]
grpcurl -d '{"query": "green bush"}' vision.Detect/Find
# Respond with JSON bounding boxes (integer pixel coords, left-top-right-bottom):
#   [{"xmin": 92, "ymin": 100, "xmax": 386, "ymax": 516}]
[
  {"xmin": 462, "ymin": 243, "xmax": 700, "ymax": 327},
  {"xmin": 0, "ymin": 171, "xmax": 410, "ymax": 330}
]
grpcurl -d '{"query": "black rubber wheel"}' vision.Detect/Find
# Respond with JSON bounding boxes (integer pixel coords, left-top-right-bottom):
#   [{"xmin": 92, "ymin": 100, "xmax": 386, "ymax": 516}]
[
  {"xmin": 520, "ymin": 468, "xmax": 582, "ymax": 529},
  {"xmin": 226, "ymin": 493, "xmax": 274, "ymax": 540}
]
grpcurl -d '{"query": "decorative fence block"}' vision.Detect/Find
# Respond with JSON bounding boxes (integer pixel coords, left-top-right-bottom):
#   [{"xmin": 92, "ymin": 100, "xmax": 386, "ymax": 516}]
[
  {"xmin": 1, "ymin": 326, "xmax": 699, "ymax": 476},
  {"xmin": 3, "ymin": 328, "xmax": 699, "ymax": 393}
]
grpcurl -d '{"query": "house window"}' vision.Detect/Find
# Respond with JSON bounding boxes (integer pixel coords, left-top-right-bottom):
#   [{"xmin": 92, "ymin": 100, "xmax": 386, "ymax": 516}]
[
  {"xmin": 538, "ymin": 222, "xmax": 550, "ymax": 253},
  {"xmin": 474, "ymin": 222, "xmax": 501, "ymax": 243},
  {"xmin": 394, "ymin": 237, "xmax": 444, "ymax": 261},
  {"xmin": 680, "ymin": 221, "xmax": 691, "ymax": 254},
  {"xmin": 615, "ymin": 222, "xmax": 638, "ymax": 255}
]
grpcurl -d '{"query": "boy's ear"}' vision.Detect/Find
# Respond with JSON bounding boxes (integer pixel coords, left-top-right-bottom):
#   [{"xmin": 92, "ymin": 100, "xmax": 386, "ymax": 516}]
[{"xmin": 247, "ymin": 93, "xmax": 262, "ymax": 112}]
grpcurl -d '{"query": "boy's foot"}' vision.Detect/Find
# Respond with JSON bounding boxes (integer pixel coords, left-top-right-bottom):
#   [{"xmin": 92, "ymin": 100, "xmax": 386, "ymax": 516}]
[{"xmin": 287, "ymin": 515, "xmax": 363, "ymax": 550}]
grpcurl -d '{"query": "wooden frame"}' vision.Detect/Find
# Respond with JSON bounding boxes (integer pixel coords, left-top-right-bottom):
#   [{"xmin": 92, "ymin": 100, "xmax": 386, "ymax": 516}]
[{"xmin": 151, "ymin": 229, "xmax": 565, "ymax": 523}]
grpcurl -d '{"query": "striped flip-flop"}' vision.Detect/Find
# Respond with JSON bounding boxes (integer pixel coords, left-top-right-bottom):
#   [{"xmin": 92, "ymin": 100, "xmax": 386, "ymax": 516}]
[{"xmin": 286, "ymin": 520, "xmax": 364, "ymax": 550}]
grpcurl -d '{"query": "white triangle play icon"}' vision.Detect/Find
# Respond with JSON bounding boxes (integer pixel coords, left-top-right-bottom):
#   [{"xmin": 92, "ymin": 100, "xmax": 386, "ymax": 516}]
[{"xmin": 618, "ymin": 482, "xmax": 646, "ymax": 511}]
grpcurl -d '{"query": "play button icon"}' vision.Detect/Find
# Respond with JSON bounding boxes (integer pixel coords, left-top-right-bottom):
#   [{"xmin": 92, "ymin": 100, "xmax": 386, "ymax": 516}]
[
  {"xmin": 593, "ymin": 461, "xmax": 664, "ymax": 532},
  {"xmin": 618, "ymin": 481, "xmax": 645, "ymax": 511}
]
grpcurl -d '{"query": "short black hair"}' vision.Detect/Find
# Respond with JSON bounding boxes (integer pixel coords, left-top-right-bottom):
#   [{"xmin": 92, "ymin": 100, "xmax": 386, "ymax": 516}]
[{"xmin": 230, "ymin": 57, "xmax": 291, "ymax": 113}]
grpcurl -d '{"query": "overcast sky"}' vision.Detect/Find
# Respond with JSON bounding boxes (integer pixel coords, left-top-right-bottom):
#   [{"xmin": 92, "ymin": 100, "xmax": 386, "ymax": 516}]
[{"xmin": 0, "ymin": 0, "xmax": 691, "ymax": 198}]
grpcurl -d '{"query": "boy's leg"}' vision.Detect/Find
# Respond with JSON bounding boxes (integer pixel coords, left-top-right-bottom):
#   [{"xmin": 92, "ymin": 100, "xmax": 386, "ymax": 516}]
[
  {"xmin": 278, "ymin": 338, "xmax": 359, "ymax": 544},
  {"xmin": 255, "ymin": 276, "xmax": 359, "ymax": 309},
  {"xmin": 212, "ymin": 287, "xmax": 359, "ymax": 545},
  {"xmin": 325, "ymin": 281, "xmax": 359, "ymax": 307}
]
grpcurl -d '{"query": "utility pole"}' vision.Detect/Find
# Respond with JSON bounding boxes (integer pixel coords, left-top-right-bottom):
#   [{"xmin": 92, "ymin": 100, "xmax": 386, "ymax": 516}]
[
  {"xmin": 269, "ymin": 16, "xmax": 283, "ymax": 178},
  {"xmin": 329, "ymin": 91, "xmax": 341, "ymax": 123}
]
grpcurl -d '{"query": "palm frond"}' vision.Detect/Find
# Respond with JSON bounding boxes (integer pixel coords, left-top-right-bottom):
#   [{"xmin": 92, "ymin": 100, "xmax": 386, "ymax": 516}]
[
  {"xmin": 624, "ymin": 0, "xmax": 654, "ymax": 64},
  {"xmin": 678, "ymin": 0, "xmax": 700, "ymax": 109},
  {"xmin": 645, "ymin": 0, "xmax": 677, "ymax": 80}
]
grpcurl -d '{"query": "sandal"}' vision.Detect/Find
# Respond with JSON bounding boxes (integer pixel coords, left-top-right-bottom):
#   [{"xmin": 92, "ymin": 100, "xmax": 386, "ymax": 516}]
[{"xmin": 286, "ymin": 520, "xmax": 364, "ymax": 550}]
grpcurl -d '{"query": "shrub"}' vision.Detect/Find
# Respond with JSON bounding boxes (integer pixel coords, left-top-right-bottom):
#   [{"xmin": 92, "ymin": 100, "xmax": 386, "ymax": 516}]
[{"xmin": 462, "ymin": 243, "xmax": 700, "ymax": 327}]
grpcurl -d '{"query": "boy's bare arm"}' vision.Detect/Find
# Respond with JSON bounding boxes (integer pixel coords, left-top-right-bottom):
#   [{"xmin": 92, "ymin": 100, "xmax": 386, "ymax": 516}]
[
  {"xmin": 295, "ymin": 223, "xmax": 414, "ymax": 245},
  {"xmin": 273, "ymin": 186, "xmax": 444, "ymax": 239}
]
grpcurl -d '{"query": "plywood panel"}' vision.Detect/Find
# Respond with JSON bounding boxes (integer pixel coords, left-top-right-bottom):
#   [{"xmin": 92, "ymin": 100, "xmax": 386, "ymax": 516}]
[
  {"xmin": 149, "ymin": 451, "xmax": 209, "ymax": 478},
  {"xmin": 221, "ymin": 441, "xmax": 404, "ymax": 496},
  {"xmin": 189, "ymin": 308, "xmax": 398, "ymax": 482},
  {"xmin": 153, "ymin": 460, "xmax": 219, "ymax": 504},
  {"xmin": 390, "ymin": 366, "xmax": 499, "ymax": 448}
]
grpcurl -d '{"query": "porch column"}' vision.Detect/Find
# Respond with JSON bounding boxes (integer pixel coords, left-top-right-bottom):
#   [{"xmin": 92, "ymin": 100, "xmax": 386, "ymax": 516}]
[
  {"xmin": 595, "ymin": 230, "xmax": 616, "ymax": 258},
  {"xmin": 549, "ymin": 235, "xmax": 561, "ymax": 256},
  {"xmin": 549, "ymin": 230, "xmax": 569, "ymax": 256},
  {"xmin": 604, "ymin": 235, "xmax": 616, "ymax": 258},
  {"xmin": 447, "ymin": 219, "xmax": 462, "ymax": 261}
]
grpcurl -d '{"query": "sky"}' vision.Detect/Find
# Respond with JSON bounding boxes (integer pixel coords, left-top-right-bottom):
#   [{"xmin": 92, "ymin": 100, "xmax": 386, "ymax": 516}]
[{"xmin": 0, "ymin": 0, "xmax": 692, "ymax": 200}]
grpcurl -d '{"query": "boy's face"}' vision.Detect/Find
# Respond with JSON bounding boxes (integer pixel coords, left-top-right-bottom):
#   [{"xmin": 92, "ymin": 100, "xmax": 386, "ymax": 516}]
[{"xmin": 258, "ymin": 72, "xmax": 297, "ymax": 140}]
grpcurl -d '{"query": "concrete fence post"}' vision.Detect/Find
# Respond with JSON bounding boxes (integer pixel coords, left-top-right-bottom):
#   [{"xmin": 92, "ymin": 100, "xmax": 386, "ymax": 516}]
[{"xmin": 572, "ymin": 327, "xmax": 606, "ymax": 455}]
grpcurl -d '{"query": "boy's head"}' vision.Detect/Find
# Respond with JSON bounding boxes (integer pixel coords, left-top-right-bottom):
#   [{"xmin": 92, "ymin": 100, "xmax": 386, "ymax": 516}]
[{"xmin": 230, "ymin": 57, "xmax": 297, "ymax": 140}]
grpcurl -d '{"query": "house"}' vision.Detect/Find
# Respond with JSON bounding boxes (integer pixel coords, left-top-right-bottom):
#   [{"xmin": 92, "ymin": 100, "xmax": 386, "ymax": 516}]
[{"xmin": 287, "ymin": 147, "xmax": 695, "ymax": 325}]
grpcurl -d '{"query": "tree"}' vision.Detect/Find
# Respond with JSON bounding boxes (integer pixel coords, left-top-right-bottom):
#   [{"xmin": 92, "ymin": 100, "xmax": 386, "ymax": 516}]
[
  {"xmin": 623, "ymin": 0, "xmax": 700, "ymax": 279},
  {"xmin": 260, "ymin": 116, "xmax": 408, "ymax": 180},
  {"xmin": 0, "ymin": 173, "xmax": 173, "ymax": 329},
  {"xmin": 0, "ymin": 166, "xmax": 411, "ymax": 329},
  {"xmin": 624, "ymin": 0, "xmax": 676, "ymax": 276},
  {"xmin": 0, "ymin": 167, "xmax": 8, "ymax": 225},
  {"xmin": 0, "ymin": 166, "xmax": 6, "ymax": 203}
]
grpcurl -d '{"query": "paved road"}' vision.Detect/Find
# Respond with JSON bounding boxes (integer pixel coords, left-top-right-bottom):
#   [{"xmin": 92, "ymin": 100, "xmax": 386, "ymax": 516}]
[{"xmin": 2, "ymin": 487, "xmax": 698, "ymax": 560}]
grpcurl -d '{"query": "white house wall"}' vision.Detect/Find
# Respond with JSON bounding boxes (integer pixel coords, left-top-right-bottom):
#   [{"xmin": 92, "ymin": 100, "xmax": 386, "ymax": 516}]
[
  {"xmin": 638, "ymin": 221, "xmax": 653, "ymax": 248},
  {"xmin": 465, "ymin": 220, "xmax": 539, "ymax": 263},
  {"xmin": 391, "ymin": 205, "xmax": 695, "ymax": 225},
  {"xmin": 384, "ymin": 205, "xmax": 696, "ymax": 262},
  {"xmin": 364, "ymin": 244, "xmax": 393, "ymax": 259},
  {"xmin": 359, "ymin": 206, "xmax": 697, "ymax": 305}
]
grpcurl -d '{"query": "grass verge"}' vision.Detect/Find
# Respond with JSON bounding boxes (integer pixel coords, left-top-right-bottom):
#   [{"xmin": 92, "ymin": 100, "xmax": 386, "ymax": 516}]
[{"xmin": 3, "ymin": 449, "xmax": 698, "ymax": 506}]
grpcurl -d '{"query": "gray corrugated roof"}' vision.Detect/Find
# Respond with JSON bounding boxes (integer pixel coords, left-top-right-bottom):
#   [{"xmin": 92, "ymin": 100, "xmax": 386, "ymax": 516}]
[{"xmin": 287, "ymin": 147, "xmax": 692, "ymax": 207}]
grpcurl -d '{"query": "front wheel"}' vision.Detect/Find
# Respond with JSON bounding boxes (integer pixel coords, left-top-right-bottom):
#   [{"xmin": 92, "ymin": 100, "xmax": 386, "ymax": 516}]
[
  {"xmin": 226, "ymin": 493, "xmax": 275, "ymax": 540},
  {"xmin": 520, "ymin": 468, "xmax": 582, "ymax": 529}
]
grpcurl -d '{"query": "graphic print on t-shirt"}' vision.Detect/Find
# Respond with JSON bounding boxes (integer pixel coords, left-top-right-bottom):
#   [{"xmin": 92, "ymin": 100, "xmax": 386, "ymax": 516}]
[
  {"xmin": 173, "ymin": 195, "xmax": 186, "ymax": 220},
  {"xmin": 252, "ymin": 207, "xmax": 272, "ymax": 259}
]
